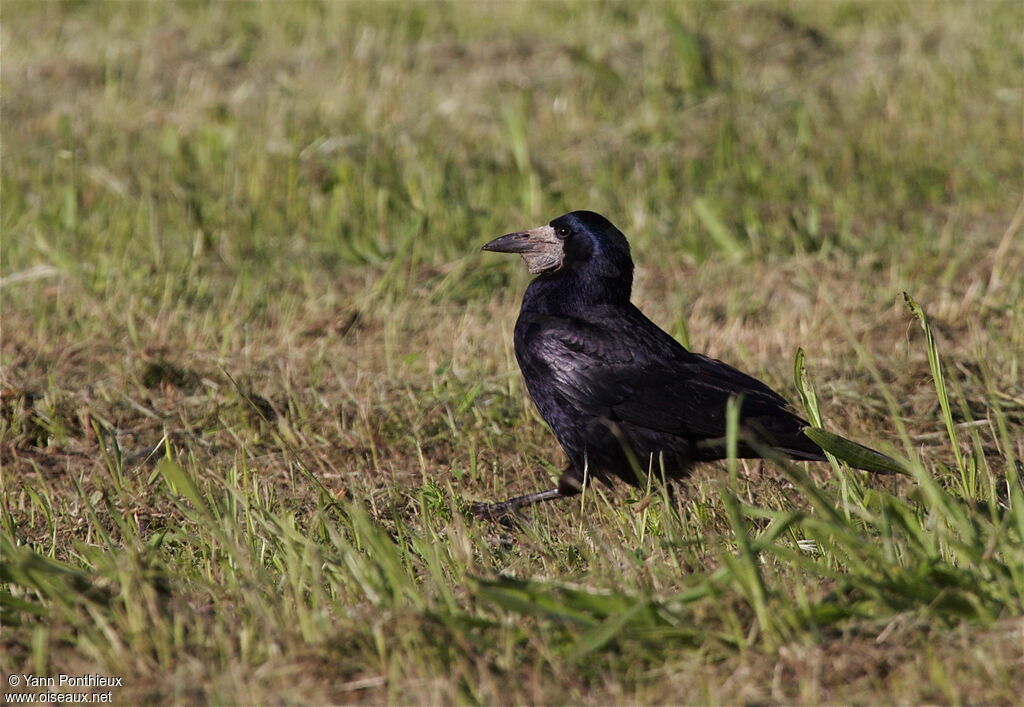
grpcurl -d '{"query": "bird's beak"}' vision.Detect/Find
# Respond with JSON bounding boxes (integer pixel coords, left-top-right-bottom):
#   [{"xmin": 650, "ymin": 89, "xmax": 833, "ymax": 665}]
[
  {"xmin": 481, "ymin": 225, "xmax": 564, "ymax": 275},
  {"xmin": 481, "ymin": 231, "xmax": 539, "ymax": 254}
]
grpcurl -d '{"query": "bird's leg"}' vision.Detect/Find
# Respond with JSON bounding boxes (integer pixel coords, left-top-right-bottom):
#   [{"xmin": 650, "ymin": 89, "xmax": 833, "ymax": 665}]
[
  {"xmin": 470, "ymin": 488, "xmax": 565, "ymax": 520},
  {"xmin": 471, "ymin": 466, "xmax": 583, "ymax": 520}
]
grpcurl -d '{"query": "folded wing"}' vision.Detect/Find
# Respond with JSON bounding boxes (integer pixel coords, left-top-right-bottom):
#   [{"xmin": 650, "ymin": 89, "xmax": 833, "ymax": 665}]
[{"xmin": 531, "ymin": 314, "xmax": 825, "ymax": 461}]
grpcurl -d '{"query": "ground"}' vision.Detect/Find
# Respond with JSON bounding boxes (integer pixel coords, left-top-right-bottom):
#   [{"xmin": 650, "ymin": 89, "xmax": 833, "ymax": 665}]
[{"xmin": 2, "ymin": 1, "xmax": 1024, "ymax": 704}]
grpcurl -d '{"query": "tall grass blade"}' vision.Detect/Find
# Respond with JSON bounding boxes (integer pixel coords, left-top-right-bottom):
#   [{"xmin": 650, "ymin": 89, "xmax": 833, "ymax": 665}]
[{"xmin": 903, "ymin": 293, "xmax": 968, "ymax": 483}]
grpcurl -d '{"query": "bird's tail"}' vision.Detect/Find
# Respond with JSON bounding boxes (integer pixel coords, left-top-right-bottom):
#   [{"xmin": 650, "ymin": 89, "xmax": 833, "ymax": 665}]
[{"xmin": 801, "ymin": 427, "xmax": 907, "ymax": 475}]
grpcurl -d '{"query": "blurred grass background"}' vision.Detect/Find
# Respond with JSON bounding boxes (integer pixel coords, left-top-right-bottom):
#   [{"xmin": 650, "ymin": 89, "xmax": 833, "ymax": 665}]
[{"xmin": 2, "ymin": 1, "xmax": 1023, "ymax": 703}]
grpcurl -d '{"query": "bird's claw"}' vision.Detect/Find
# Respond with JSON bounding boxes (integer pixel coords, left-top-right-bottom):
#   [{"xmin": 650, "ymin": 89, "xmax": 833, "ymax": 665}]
[
  {"xmin": 469, "ymin": 501, "xmax": 524, "ymax": 527},
  {"xmin": 470, "ymin": 500, "xmax": 512, "ymax": 519}
]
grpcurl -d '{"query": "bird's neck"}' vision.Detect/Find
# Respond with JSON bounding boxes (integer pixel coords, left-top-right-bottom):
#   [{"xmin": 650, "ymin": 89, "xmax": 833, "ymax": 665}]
[{"xmin": 521, "ymin": 262, "xmax": 633, "ymax": 314}]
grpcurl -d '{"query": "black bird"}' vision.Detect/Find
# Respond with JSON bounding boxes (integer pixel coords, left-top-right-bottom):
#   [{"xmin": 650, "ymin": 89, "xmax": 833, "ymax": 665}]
[{"xmin": 473, "ymin": 210, "xmax": 899, "ymax": 519}]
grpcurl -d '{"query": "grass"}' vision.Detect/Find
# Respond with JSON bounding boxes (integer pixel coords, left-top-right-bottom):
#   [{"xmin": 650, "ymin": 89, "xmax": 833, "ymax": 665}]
[{"xmin": 2, "ymin": 0, "xmax": 1023, "ymax": 703}]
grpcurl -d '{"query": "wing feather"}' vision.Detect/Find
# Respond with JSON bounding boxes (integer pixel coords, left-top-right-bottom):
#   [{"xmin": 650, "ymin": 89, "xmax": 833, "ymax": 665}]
[{"xmin": 528, "ymin": 313, "xmax": 817, "ymax": 454}]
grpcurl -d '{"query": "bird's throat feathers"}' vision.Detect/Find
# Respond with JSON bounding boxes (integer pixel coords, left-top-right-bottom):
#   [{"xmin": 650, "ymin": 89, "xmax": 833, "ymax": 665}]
[{"xmin": 522, "ymin": 251, "xmax": 634, "ymax": 313}]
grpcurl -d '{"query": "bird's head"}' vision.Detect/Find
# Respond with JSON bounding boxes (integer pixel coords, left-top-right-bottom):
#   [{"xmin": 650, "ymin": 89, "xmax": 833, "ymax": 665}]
[{"xmin": 482, "ymin": 211, "xmax": 633, "ymax": 281}]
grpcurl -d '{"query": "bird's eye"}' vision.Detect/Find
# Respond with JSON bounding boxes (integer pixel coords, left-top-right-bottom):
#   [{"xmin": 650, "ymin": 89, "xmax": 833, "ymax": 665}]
[{"xmin": 555, "ymin": 226, "xmax": 571, "ymax": 239}]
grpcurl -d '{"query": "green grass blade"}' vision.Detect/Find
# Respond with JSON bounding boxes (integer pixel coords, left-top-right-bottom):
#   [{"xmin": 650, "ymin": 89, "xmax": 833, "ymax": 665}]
[{"xmin": 803, "ymin": 427, "xmax": 908, "ymax": 475}]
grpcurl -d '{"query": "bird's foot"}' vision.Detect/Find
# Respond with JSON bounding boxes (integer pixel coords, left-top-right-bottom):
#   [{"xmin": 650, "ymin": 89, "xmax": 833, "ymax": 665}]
[
  {"xmin": 469, "ymin": 501, "xmax": 527, "ymax": 530},
  {"xmin": 470, "ymin": 500, "xmax": 519, "ymax": 521},
  {"xmin": 469, "ymin": 488, "xmax": 564, "ymax": 522}
]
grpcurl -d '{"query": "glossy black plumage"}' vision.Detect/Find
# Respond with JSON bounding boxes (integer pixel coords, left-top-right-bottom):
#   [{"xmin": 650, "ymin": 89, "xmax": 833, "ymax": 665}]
[{"xmin": 474, "ymin": 211, "xmax": 892, "ymax": 518}]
